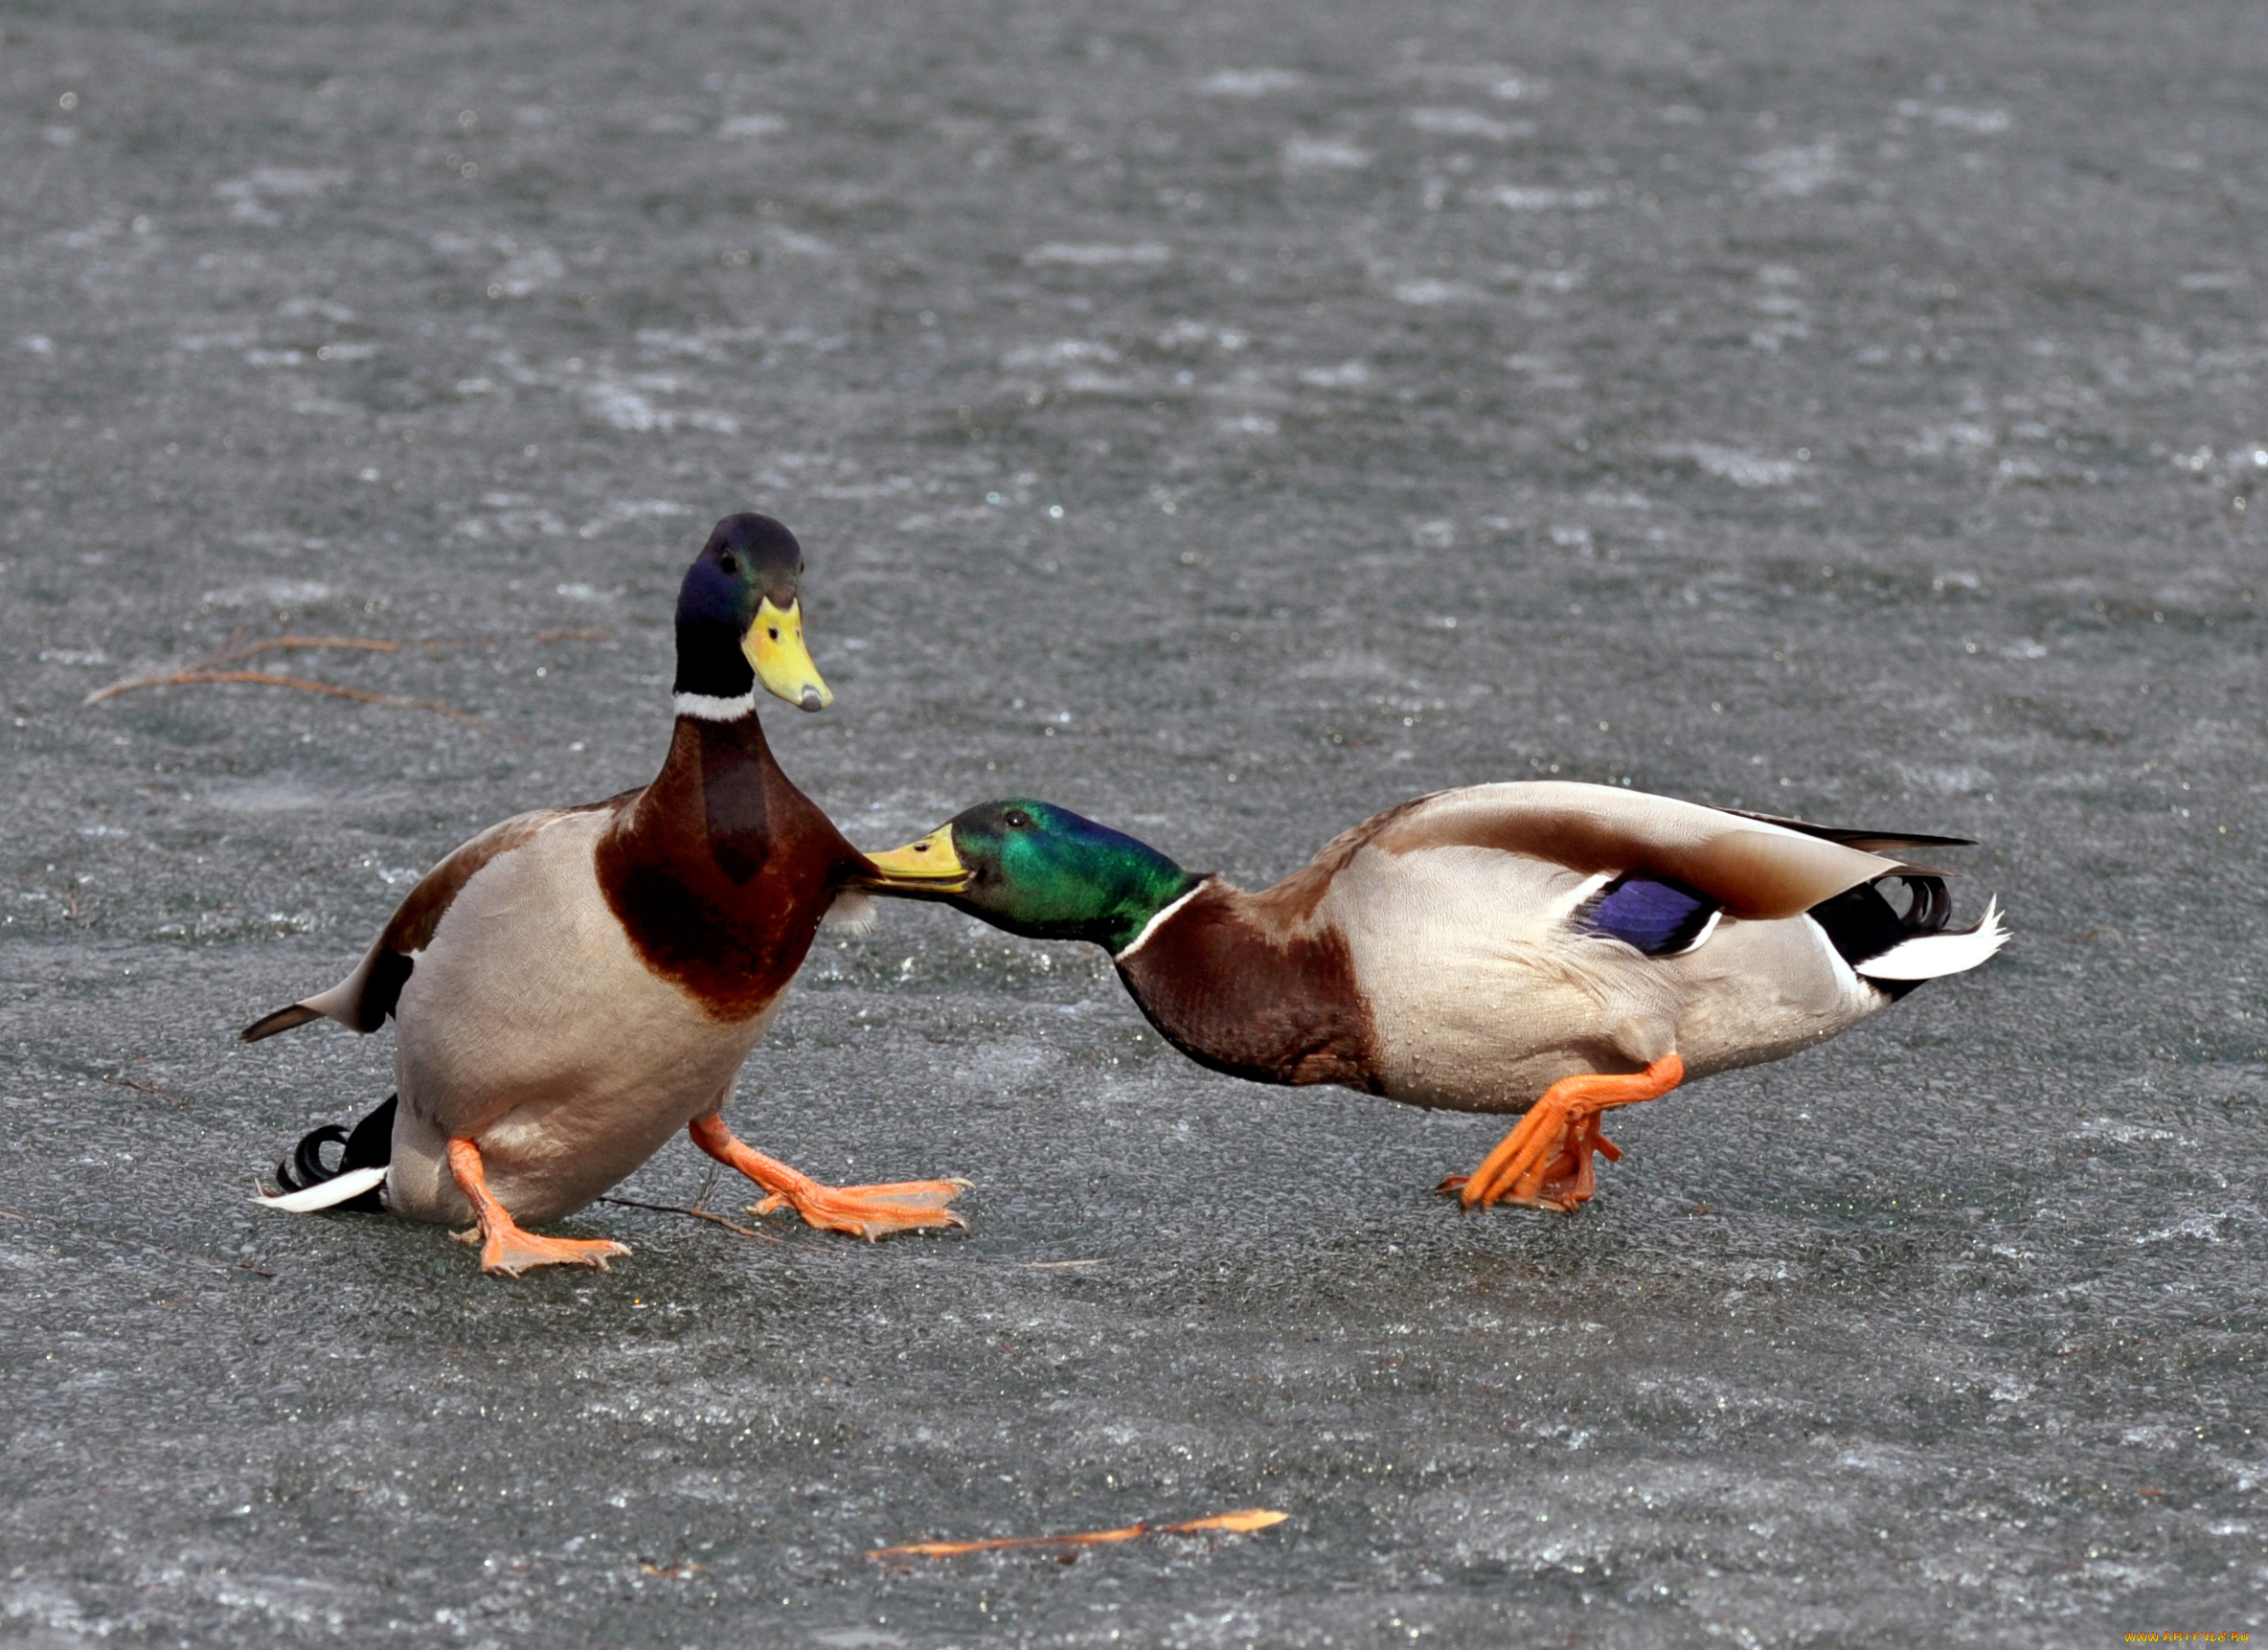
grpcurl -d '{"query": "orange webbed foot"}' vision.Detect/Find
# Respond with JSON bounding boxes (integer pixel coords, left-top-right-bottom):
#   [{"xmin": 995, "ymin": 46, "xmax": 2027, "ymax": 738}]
[
  {"xmin": 1444, "ymin": 1055, "xmax": 1682, "ymax": 1214},
  {"xmin": 750, "ymin": 1178, "xmax": 971, "ymax": 1241},
  {"xmin": 456, "ymin": 1226, "xmax": 632, "ymax": 1277},
  {"xmin": 444, "ymin": 1137, "xmax": 632, "ymax": 1277},
  {"xmin": 1520, "ymin": 1113, "xmax": 1625, "ymax": 1213},
  {"xmin": 689, "ymin": 1113, "xmax": 969, "ymax": 1241}
]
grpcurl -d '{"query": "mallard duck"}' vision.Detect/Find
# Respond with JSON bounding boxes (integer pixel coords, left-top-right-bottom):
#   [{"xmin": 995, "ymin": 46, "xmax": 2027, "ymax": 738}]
[
  {"xmin": 864, "ymin": 783, "xmax": 2007, "ymax": 1211},
  {"xmin": 247, "ymin": 512, "xmax": 970, "ymax": 1275}
]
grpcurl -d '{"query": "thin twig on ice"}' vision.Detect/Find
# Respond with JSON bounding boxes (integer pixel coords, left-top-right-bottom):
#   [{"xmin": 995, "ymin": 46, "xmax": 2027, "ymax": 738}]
[{"xmin": 866, "ymin": 1508, "xmax": 1288, "ymax": 1560}]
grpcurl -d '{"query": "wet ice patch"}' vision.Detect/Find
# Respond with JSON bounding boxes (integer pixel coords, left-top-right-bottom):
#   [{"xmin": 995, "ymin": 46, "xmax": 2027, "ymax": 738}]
[
  {"xmin": 175, "ymin": 328, "xmax": 260, "ymax": 352},
  {"xmin": 1283, "ymin": 137, "xmax": 1372, "ymax": 171},
  {"xmin": 578, "ymin": 373, "xmax": 739, "ymax": 435},
  {"xmin": 454, "ymin": 495, "xmax": 565, "ymax": 538},
  {"xmin": 577, "ymin": 498, "xmax": 692, "ymax": 539},
  {"xmin": 206, "ymin": 779, "xmax": 331, "ymax": 813},
  {"xmin": 1891, "ymin": 761, "xmax": 1994, "ymax": 795},
  {"xmin": 1023, "ymin": 242, "xmax": 1170, "ymax": 267},
  {"xmin": 488, "ymin": 241, "xmax": 564, "ymax": 299},
  {"xmin": 1910, "ymin": 421, "xmax": 1996, "ymax": 456},
  {"xmin": 1298, "ymin": 361, "xmax": 1371, "ymax": 388},
  {"xmin": 215, "ymin": 168, "xmax": 349, "ymax": 224},
  {"xmin": 715, "ymin": 113, "xmax": 785, "ymax": 139},
  {"xmin": 36, "ymin": 647, "xmax": 108, "ymax": 667},
  {"xmin": 1194, "ymin": 69, "xmax": 1306, "ymax": 97},
  {"xmin": 1894, "ymin": 101, "xmax": 2011, "ymax": 134},
  {"xmin": 1059, "ymin": 370, "xmax": 1145, "ymax": 396},
  {"xmin": 1744, "ymin": 141, "xmax": 1841, "ymax": 196},
  {"xmin": 635, "ymin": 326, "xmax": 761, "ymax": 361},
  {"xmin": 1000, "ymin": 339, "xmax": 1120, "ymax": 368},
  {"xmin": 1490, "ymin": 184, "xmax": 1612, "ymax": 210},
  {"xmin": 200, "ymin": 579, "xmax": 337, "ymax": 609},
  {"xmin": 1747, "ymin": 273, "xmax": 1811, "ymax": 350},
  {"xmin": 1391, "ymin": 278, "xmax": 1482, "ymax": 305},
  {"xmin": 1408, "ymin": 107, "xmax": 1530, "ymax": 142},
  {"xmin": 1506, "ymin": 352, "xmax": 1583, "ymax": 389},
  {"xmin": 761, "ymin": 225, "xmax": 835, "ymax": 260},
  {"xmin": 1664, "ymin": 442, "xmax": 1801, "ymax": 486},
  {"xmin": 2075, "ymin": 1119, "xmax": 2182, "ymax": 1145},
  {"xmin": 1289, "ymin": 649, "xmax": 1403, "ymax": 683},
  {"xmin": 1395, "ymin": 62, "xmax": 1544, "ymax": 101}
]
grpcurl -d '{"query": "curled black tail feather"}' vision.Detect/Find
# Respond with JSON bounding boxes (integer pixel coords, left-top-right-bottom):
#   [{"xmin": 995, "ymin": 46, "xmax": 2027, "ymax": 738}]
[
  {"xmin": 1805, "ymin": 874, "xmax": 1953, "ymax": 1002},
  {"xmin": 273, "ymin": 1094, "xmax": 397, "ymax": 1212}
]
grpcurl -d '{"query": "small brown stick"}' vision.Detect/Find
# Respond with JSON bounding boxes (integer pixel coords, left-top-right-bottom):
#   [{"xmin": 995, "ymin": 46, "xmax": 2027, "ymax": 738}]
[
  {"xmin": 106, "ymin": 1074, "xmax": 183, "ymax": 1107},
  {"xmin": 866, "ymin": 1508, "xmax": 1287, "ymax": 1560},
  {"xmin": 84, "ymin": 627, "xmax": 608, "ymax": 725},
  {"xmin": 195, "ymin": 635, "xmax": 406, "ymax": 667},
  {"xmin": 85, "ymin": 636, "xmax": 408, "ymax": 703},
  {"xmin": 598, "ymin": 1194, "xmax": 783, "ymax": 1243},
  {"xmin": 86, "ymin": 668, "xmax": 486, "ymax": 728}
]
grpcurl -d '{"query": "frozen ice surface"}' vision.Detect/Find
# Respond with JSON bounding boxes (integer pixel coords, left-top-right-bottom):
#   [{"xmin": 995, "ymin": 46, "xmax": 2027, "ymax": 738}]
[{"xmin": 3, "ymin": 1, "xmax": 2264, "ymax": 1645}]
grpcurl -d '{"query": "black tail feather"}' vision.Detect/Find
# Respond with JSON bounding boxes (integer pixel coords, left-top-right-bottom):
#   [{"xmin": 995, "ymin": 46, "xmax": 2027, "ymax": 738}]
[
  {"xmin": 1806, "ymin": 874, "xmax": 1953, "ymax": 1002},
  {"xmin": 273, "ymin": 1094, "xmax": 397, "ymax": 1212},
  {"xmin": 242, "ymin": 1003, "xmax": 324, "ymax": 1043}
]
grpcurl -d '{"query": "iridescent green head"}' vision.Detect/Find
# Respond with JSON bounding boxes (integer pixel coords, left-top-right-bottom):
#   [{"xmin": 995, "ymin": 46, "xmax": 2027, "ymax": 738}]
[{"xmin": 865, "ymin": 800, "xmax": 1198, "ymax": 954}]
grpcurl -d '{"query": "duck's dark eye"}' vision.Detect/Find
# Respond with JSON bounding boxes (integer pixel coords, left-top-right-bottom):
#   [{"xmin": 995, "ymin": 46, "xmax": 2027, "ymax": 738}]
[
  {"xmin": 718, "ymin": 551, "xmax": 738, "ymax": 576},
  {"xmin": 1004, "ymin": 810, "xmax": 1031, "ymax": 829}
]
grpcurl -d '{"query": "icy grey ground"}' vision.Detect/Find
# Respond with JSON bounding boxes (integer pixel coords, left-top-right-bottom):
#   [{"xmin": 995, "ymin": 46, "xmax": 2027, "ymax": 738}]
[{"xmin": 3, "ymin": 1, "xmax": 2264, "ymax": 1644}]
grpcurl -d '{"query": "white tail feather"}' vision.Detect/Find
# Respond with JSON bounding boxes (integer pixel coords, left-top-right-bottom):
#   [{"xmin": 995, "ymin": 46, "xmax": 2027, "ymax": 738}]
[
  {"xmin": 256, "ymin": 1165, "xmax": 388, "ymax": 1213},
  {"xmin": 1857, "ymin": 896, "xmax": 2008, "ymax": 982},
  {"xmin": 823, "ymin": 890, "xmax": 878, "ymax": 935}
]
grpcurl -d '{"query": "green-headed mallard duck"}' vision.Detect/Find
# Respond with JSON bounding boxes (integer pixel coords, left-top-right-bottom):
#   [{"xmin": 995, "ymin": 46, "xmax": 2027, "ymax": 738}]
[
  {"xmin": 864, "ymin": 784, "xmax": 2007, "ymax": 1211},
  {"xmin": 246, "ymin": 513, "xmax": 969, "ymax": 1276}
]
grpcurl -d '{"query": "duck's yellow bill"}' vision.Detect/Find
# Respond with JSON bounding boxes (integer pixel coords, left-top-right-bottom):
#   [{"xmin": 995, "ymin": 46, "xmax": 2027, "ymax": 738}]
[
  {"xmin": 742, "ymin": 597, "xmax": 833, "ymax": 712},
  {"xmin": 861, "ymin": 826, "xmax": 968, "ymax": 890}
]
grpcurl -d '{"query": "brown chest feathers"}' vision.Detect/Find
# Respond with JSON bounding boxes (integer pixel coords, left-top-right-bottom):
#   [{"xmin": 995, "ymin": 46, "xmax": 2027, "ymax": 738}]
[
  {"xmin": 596, "ymin": 714, "xmax": 864, "ymax": 1021},
  {"xmin": 1114, "ymin": 881, "xmax": 1381, "ymax": 1092}
]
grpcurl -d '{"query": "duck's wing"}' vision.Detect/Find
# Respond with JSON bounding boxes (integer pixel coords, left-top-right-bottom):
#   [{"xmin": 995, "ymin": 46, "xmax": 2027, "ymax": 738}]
[
  {"xmin": 1715, "ymin": 805, "xmax": 1974, "ymax": 861},
  {"xmin": 1348, "ymin": 780, "xmax": 1935, "ymax": 923},
  {"xmin": 239, "ymin": 798, "xmax": 632, "ymax": 1042}
]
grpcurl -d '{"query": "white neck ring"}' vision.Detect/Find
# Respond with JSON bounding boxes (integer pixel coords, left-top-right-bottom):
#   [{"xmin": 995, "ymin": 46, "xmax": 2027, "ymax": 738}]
[
  {"xmin": 673, "ymin": 689, "xmax": 757, "ymax": 722},
  {"xmin": 1113, "ymin": 881, "xmax": 1206, "ymax": 962}
]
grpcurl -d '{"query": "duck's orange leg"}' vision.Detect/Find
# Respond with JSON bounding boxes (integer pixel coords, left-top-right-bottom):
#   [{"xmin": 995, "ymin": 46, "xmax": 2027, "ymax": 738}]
[
  {"xmin": 689, "ymin": 1114, "xmax": 968, "ymax": 1241},
  {"xmin": 445, "ymin": 1138, "xmax": 631, "ymax": 1277},
  {"xmin": 1438, "ymin": 1054, "xmax": 1684, "ymax": 1214}
]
